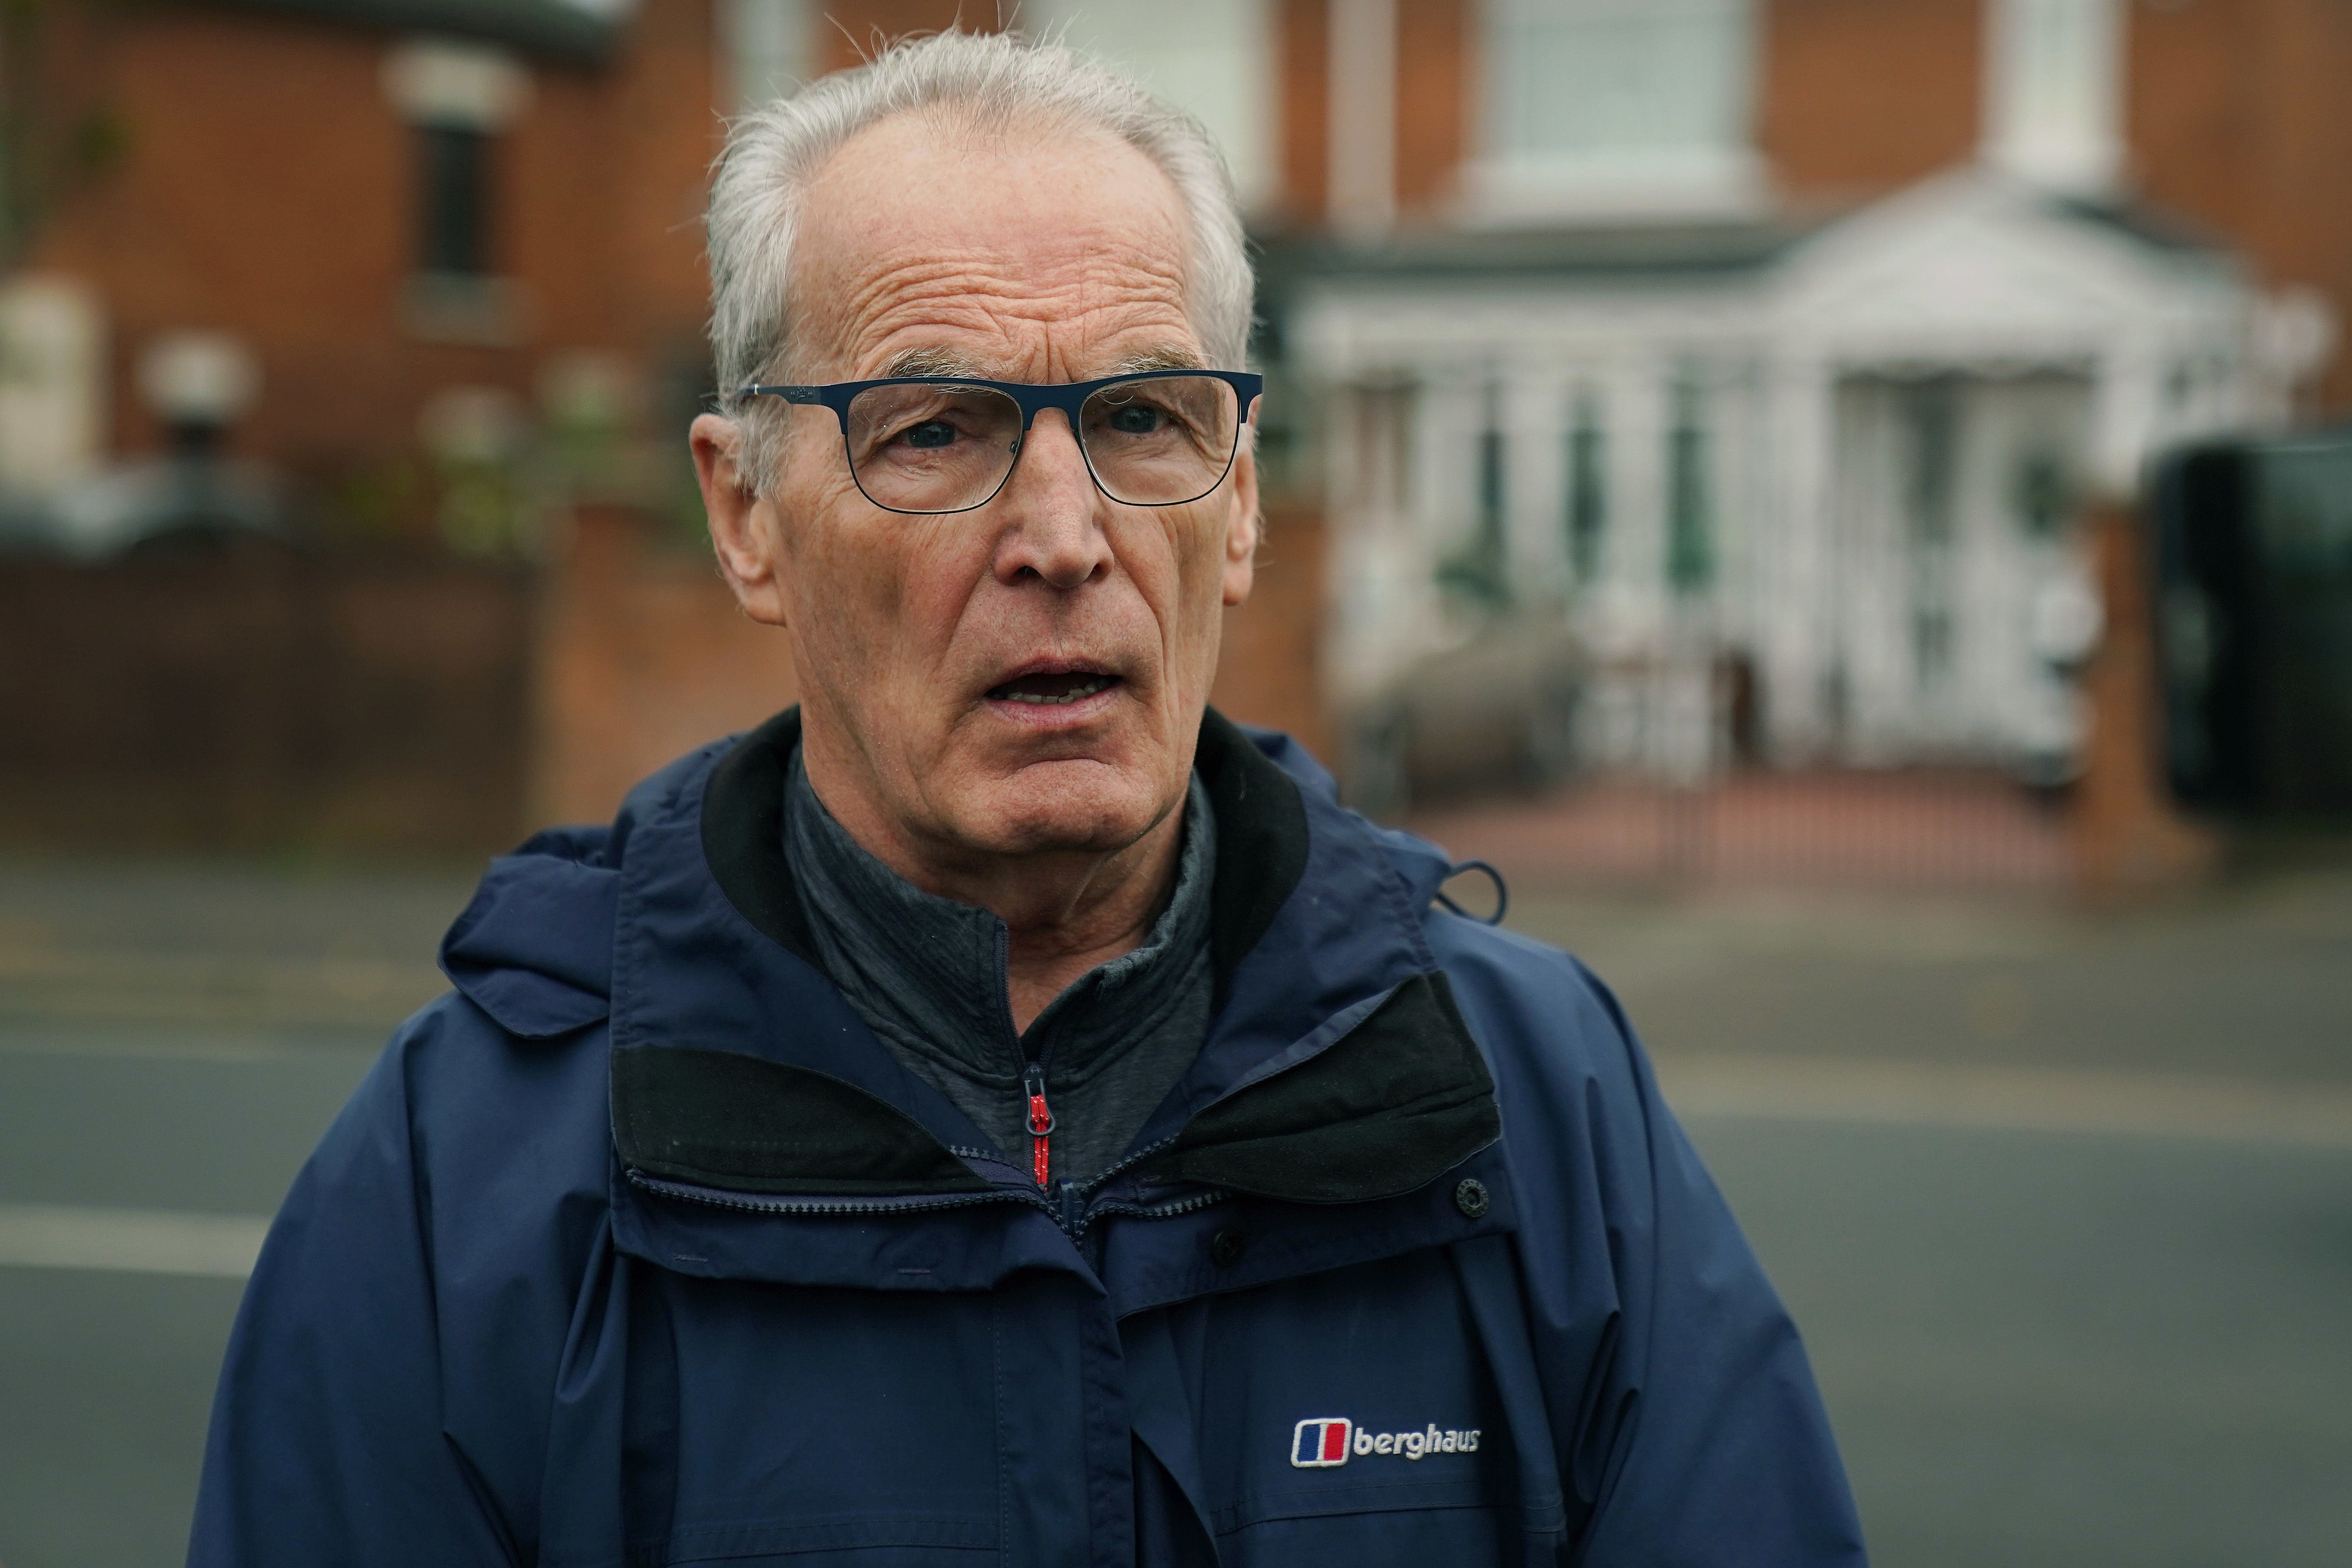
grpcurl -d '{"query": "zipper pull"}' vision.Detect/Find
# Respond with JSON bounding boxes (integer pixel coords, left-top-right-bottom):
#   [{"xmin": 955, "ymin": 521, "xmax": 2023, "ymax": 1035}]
[{"xmin": 1023, "ymin": 1062, "xmax": 1054, "ymax": 1188}]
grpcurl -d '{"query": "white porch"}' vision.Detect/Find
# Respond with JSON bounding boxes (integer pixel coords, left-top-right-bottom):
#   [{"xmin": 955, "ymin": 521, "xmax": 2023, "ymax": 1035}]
[{"xmin": 1289, "ymin": 170, "xmax": 2265, "ymax": 777}]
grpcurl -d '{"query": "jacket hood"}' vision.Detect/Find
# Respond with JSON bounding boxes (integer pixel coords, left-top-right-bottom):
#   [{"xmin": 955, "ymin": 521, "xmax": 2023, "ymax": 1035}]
[{"xmin": 438, "ymin": 824, "xmax": 620, "ymax": 1039}]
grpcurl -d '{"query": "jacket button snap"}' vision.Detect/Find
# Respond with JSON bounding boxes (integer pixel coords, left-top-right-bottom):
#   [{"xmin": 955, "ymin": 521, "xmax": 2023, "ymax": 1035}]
[
  {"xmin": 1454, "ymin": 1178, "xmax": 1491, "ymax": 1219},
  {"xmin": 1209, "ymin": 1228, "xmax": 1245, "ymax": 1267}
]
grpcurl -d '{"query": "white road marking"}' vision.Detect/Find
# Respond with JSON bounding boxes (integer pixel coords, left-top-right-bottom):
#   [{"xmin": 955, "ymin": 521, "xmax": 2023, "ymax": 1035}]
[
  {"xmin": 0, "ymin": 1026, "xmax": 378, "ymax": 1063},
  {"xmin": 1658, "ymin": 1052, "xmax": 2352, "ymax": 1148},
  {"xmin": 0, "ymin": 947, "xmax": 444, "ymax": 1031},
  {"xmin": 0, "ymin": 1203, "xmax": 269, "ymax": 1278}
]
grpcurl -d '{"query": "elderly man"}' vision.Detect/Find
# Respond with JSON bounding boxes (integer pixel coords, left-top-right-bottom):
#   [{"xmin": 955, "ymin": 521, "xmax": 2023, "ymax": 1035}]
[{"xmin": 192, "ymin": 31, "xmax": 1863, "ymax": 1568}]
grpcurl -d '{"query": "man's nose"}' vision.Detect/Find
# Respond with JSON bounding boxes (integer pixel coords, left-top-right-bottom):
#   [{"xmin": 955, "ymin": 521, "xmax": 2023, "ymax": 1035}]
[{"xmin": 993, "ymin": 409, "xmax": 1110, "ymax": 590}]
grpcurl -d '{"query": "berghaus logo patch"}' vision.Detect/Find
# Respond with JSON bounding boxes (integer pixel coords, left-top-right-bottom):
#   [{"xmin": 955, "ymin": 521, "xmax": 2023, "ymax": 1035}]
[{"xmin": 1289, "ymin": 1417, "xmax": 1481, "ymax": 1468}]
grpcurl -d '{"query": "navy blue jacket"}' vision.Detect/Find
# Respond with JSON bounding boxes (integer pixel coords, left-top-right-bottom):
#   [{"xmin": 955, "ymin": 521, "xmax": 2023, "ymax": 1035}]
[{"xmin": 191, "ymin": 711, "xmax": 1865, "ymax": 1567}]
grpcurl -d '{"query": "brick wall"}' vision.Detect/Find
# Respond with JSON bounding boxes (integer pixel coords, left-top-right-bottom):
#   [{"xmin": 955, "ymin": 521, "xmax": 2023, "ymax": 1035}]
[
  {"xmin": 1393, "ymin": 0, "xmax": 1472, "ymax": 219},
  {"xmin": 1272, "ymin": 0, "xmax": 1330, "ymax": 227},
  {"xmin": 1760, "ymin": 0, "xmax": 1984, "ymax": 209},
  {"xmin": 0, "ymin": 546, "xmax": 532, "ymax": 855},
  {"xmin": 2129, "ymin": 0, "xmax": 2352, "ymax": 413},
  {"xmin": 1212, "ymin": 500, "xmax": 1333, "ymax": 763},
  {"xmin": 529, "ymin": 507, "xmax": 799, "ymax": 827}
]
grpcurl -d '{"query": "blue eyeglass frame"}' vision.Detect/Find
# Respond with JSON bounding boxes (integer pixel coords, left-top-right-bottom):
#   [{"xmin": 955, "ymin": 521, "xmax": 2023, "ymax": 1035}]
[{"xmin": 735, "ymin": 368, "xmax": 1264, "ymax": 515}]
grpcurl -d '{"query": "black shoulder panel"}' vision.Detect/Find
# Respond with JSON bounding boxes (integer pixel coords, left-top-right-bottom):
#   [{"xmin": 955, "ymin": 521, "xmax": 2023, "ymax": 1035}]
[
  {"xmin": 701, "ymin": 707, "xmax": 820, "ymax": 964},
  {"xmin": 1149, "ymin": 972, "xmax": 1502, "ymax": 1204},
  {"xmin": 612, "ymin": 1044, "xmax": 993, "ymax": 1196},
  {"xmin": 1194, "ymin": 708, "xmax": 1311, "ymax": 1009}
]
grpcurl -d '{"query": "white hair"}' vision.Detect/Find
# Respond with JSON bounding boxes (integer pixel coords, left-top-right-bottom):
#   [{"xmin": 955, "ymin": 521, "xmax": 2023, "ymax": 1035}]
[{"xmin": 706, "ymin": 29, "xmax": 1255, "ymax": 492}]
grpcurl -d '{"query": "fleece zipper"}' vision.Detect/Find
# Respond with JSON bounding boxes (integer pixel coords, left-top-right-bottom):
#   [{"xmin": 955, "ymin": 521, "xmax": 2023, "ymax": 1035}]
[{"xmin": 1022, "ymin": 1060, "xmax": 1055, "ymax": 1187}]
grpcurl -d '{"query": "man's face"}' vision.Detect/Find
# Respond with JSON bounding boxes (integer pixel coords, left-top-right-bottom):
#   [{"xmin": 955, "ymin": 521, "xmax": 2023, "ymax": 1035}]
[{"xmin": 699, "ymin": 112, "xmax": 1257, "ymax": 871}]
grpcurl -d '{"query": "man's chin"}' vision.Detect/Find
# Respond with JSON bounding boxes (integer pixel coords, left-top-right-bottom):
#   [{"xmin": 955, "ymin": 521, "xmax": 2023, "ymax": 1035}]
[{"xmin": 944, "ymin": 759, "xmax": 1177, "ymax": 860}]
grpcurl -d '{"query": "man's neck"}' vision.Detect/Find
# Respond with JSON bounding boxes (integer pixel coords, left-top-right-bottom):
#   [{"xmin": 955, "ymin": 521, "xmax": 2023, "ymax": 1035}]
[{"xmin": 800, "ymin": 745, "xmax": 1186, "ymax": 1036}]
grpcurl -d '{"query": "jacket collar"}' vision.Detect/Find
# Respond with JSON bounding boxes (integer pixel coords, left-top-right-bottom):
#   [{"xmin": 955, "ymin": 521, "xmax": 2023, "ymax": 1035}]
[
  {"xmin": 604, "ymin": 706, "xmax": 1498, "ymax": 1209},
  {"xmin": 693, "ymin": 706, "xmax": 1308, "ymax": 1009}
]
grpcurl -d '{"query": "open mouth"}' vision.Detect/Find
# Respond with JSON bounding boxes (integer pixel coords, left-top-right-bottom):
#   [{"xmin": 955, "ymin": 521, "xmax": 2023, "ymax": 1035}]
[{"xmin": 985, "ymin": 669, "xmax": 1121, "ymax": 707}]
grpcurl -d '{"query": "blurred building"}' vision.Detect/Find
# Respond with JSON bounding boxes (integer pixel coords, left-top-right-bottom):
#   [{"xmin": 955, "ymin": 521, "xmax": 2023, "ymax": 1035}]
[
  {"xmin": 5, "ymin": 0, "xmax": 2348, "ymax": 849},
  {"xmin": 733, "ymin": 0, "xmax": 2352, "ymax": 794},
  {"xmin": 1260, "ymin": 0, "xmax": 2350, "ymax": 788},
  {"xmin": 0, "ymin": 0, "xmax": 719, "ymax": 545},
  {"xmin": 0, "ymin": 0, "xmax": 719, "ymax": 551},
  {"xmin": 0, "ymin": 0, "xmax": 738, "ymax": 849}
]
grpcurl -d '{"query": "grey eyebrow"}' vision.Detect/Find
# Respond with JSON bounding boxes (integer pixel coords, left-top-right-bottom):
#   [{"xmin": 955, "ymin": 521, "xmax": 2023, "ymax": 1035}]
[
  {"xmin": 1111, "ymin": 346, "xmax": 1206, "ymax": 374},
  {"xmin": 879, "ymin": 346, "xmax": 986, "ymax": 379}
]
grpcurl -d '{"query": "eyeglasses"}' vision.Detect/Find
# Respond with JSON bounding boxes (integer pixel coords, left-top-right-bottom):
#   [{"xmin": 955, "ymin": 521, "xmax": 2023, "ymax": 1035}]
[{"xmin": 737, "ymin": 369, "xmax": 1263, "ymax": 516}]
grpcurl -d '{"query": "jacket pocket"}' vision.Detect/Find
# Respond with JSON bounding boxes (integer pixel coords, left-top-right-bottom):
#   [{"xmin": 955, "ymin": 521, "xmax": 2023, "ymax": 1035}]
[
  {"xmin": 1147, "ymin": 1250, "xmax": 1541, "ymax": 1568},
  {"xmin": 647, "ymin": 1281, "xmax": 1002, "ymax": 1563},
  {"xmin": 1215, "ymin": 1494, "xmax": 1511, "ymax": 1568}
]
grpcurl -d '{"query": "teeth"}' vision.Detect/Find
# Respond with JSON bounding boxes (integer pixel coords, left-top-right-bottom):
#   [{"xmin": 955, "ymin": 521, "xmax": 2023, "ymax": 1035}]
[{"xmin": 1000, "ymin": 676, "xmax": 1111, "ymax": 706}]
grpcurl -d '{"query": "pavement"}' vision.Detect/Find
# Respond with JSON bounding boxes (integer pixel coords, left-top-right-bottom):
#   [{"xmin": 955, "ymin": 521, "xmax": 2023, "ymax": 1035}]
[
  {"xmin": 1411, "ymin": 769, "xmax": 2077, "ymax": 892},
  {"xmin": 1, "ymin": 853, "xmax": 2349, "ymax": 1567}
]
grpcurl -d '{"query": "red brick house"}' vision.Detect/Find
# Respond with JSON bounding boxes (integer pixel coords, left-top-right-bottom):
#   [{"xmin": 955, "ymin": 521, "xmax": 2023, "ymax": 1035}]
[
  {"xmin": 13, "ymin": 0, "xmax": 2348, "ymax": 503},
  {"xmin": 1245, "ymin": 0, "xmax": 2351, "ymax": 784},
  {"xmin": 3, "ymin": 0, "xmax": 719, "ymax": 539}
]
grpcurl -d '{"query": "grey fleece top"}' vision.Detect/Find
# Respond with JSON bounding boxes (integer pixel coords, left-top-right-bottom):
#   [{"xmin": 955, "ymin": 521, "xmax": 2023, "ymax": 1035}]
[{"xmin": 784, "ymin": 753, "xmax": 1215, "ymax": 1187}]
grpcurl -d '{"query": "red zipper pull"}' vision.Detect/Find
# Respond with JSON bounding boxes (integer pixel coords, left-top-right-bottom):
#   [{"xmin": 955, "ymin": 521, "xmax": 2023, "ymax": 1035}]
[{"xmin": 1022, "ymin": 1062, "xmax": 1054, "ymax": 1188}]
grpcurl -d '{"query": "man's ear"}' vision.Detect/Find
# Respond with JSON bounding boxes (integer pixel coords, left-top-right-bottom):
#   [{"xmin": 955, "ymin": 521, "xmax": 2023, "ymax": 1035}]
[
  {"xmin": 692, "ymin": 413, "xmax": 790, "ymax": 627},
  {"xmin": 1221, "ymin": 445, "xmax": 1259, "ymax": 608}
]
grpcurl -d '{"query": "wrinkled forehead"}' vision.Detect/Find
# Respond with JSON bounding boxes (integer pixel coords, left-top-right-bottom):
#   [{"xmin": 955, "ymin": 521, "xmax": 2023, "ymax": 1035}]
[{"xmin": 789, "ymin": 108, "xmax": 1199, "ymax": 380}]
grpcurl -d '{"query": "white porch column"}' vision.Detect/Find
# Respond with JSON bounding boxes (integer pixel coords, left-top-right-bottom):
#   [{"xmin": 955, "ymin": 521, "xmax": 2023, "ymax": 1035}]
[
  {"xmin": 1411, "ymin": 368, "xmax": 1484, "ymax": 565},
  {"xmin": 1503, "ymin": 363, "xmax": 1574, "ymax": 601},
  {"xmin": 1322, "ymin": 382, "xmax": 1379, "ymax": 704},
  {"xmin": 1982, "ymin": 0, "xmax": 2126, "ymax": 197},
  {"xmin": 1704, "ymin": 359, "xmax": 1764, "ymax": 640},
  {"xmin": 1760, "ymin": 351, "xmax": 1837, "ymax": 760},
  {"xmin": 2090, "ymin": 336, "xmax": 2163, "ymax": 498},
  {"xmin": 1598, "ymin": 352, "xmax": 1670, "ymax": 636},
  {"xmin": 1325, "ymin": 378, "xmax": 1430, "ymax": 702}
]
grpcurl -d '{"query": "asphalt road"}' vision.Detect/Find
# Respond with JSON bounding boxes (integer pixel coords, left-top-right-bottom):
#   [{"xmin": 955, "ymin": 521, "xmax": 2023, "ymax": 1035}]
[
  {"xmin": 1, "ymin": 860, "xmax": 2348, "ymax": 1567},
  {"xmin": 0, "ymin": 1028, "xmax": 375, "ymax": 1568}
]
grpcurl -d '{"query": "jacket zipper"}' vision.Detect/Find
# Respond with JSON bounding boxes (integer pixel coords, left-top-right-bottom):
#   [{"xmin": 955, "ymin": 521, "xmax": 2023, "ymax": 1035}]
[
  {"xmin": 627, "ymin": 1166, "xmax": 1217, "ymax": 1238},
  {"xmin": 626, "ymin": 1169, "xmax": 1049, "ymax": 1220},
  {"xmin": 627, "ymin": 1165, "xmax": 1226, "ymax": 1258},
  {"xmin": 1022, "ymin": 1061, "xmax": 1055, "ymax": 1188}
]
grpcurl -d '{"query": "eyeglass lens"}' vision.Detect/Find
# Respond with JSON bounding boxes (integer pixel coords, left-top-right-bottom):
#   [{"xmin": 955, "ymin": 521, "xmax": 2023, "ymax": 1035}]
[{"xmin": 842, "ymin": 376, "xmax": 1241, "ymax": 514}]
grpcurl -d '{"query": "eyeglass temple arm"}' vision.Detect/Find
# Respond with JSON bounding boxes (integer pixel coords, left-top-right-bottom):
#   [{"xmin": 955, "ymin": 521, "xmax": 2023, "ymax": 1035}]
[{"xmin": 738, "ymin": 385, "xmax": 825, "ymax": 405}]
